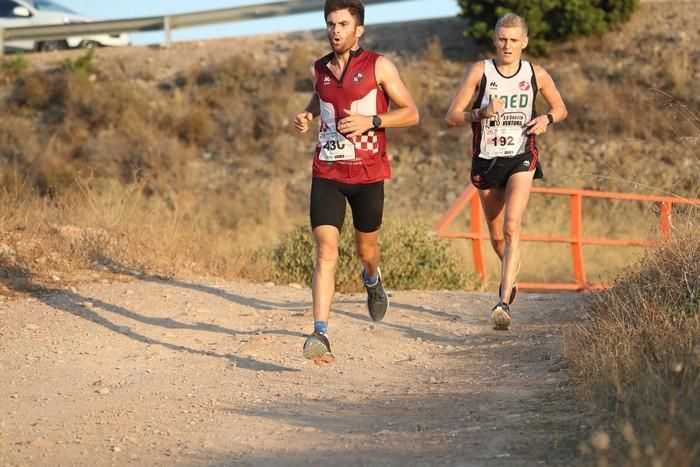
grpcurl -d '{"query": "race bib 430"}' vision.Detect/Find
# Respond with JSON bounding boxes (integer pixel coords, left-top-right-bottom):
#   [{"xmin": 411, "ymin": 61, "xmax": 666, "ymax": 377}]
[{"xmin": 318, "ymin": 131, "xmax": 356, "ymax": 161}]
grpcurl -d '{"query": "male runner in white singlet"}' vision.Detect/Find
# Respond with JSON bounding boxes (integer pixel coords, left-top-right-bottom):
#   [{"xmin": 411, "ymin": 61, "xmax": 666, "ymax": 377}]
[{"xmin": 445, "ymin": 13, "xmax": 567, "ymax": 330}]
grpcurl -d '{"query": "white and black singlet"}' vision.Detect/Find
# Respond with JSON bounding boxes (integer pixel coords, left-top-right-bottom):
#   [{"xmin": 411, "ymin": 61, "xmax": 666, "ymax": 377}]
[{"xmin": 471, "ymin": 59, "xmax": 539, "ymax": 160}]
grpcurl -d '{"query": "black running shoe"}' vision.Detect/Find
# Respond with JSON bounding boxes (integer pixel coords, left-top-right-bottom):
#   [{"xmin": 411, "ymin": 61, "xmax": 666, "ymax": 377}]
[
  {"xmin": 498, "ymin": 282, "xmax": 518, "ymax": 305},
  {"xmin": 364, "ymin": 269, "xmax": 389, "ymax": 322},
  {"xmin": 491, "ymin": 302, "xmax": 511, "ymax": 330},
  {"xmin": 303, "ymin": 332, "xmax": 331, "ymax": 360}
]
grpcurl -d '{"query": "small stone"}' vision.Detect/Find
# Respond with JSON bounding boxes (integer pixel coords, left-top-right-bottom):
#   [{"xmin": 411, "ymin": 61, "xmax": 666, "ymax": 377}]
[
  {"xmin": 591, "ymin": 431, "xmax": 610, "ymax": 451},
  {"xmin": 97, "ymin": 388, "xmax": 111, "ymax": 395},
  {"xmin": 82, "ymin": 302, "xmax": 95, "ymax": 309},
  {"xmin": 112, "ymin": 446, "xmax": 121, "ymax": 453}
]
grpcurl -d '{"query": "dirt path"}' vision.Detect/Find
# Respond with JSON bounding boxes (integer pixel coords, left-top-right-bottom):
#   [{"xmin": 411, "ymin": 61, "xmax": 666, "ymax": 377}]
[{"xmin": 0, "ymin": 278, "xmax": 587, "ymax": 466}]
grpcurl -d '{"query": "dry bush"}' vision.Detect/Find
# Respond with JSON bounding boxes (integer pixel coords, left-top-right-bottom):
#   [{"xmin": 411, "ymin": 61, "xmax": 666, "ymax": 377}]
[
  {"xmin": 663, "ymin": 51, "xmax": 690, "ymax": 100},
  {"xmin": 65, "ymin": 76, "xmax": 142, "ymax": 130},
  {"xmin": 11, "ymin": 73, "xmax": 54, "ymax": 109},
  {"xmin": 567, "ymin": 215, "xmax": 700, "ymax": 466},
  {"xmin": 286, "ymin": 44, "xmax": 314, "ymax": 92},
  {"xmin": 422, "ymin": 36, "xmax": 444, "ymax": 64},
  {"xmin": 177, "ymin": 104, "xmax": 216, "ymax": 146},
  {"xmin": 567, "ymin": 98, "xmax": 700, "ymax": 467}
]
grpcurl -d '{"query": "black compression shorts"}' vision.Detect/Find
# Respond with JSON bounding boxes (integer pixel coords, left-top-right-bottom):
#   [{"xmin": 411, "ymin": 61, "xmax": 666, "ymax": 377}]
[
  {"xmin": 470, "ymin": 152, "xmax": 543, "ymax": 190},
  {"xmin": 310, "ymin": 177, "xmax": 384, "ymax": 233}
]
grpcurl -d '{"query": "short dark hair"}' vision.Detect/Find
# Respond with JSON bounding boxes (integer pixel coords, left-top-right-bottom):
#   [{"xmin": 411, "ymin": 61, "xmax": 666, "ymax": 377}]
[{"xmin": 324, "ymin": 0, "xmax": 365, "ymax": 26}]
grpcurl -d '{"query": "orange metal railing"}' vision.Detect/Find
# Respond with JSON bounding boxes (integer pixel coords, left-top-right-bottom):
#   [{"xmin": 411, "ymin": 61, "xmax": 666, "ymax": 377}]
[{"xmin": 433, "ymin": 185, "xmax": 699, "ymax": 291}]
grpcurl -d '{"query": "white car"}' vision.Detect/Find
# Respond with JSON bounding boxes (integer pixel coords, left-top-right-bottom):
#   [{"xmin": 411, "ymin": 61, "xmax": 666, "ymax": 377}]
[{"xmin": 0, "ymin": 0, "xmax": 130, "ymax": 52}]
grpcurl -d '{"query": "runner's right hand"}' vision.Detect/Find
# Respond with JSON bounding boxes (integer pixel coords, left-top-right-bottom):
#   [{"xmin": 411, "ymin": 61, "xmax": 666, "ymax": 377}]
[
  {"xmin": 295, "ymin": 111, "xmax": 314, "ymax": 133},
  {"xmin": 484, "ymin": 97, "xmax": 505, "ymax": 118}
]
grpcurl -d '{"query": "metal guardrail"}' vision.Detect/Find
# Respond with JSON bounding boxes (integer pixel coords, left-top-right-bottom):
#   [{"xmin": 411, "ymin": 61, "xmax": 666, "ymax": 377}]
[{"xmin": 0, "ymin": 0, "xmax": 409, "ymax": 54}]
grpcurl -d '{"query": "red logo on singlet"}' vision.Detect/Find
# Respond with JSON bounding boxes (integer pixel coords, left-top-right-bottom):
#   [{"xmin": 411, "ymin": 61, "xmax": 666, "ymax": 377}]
[{"xmin": 519, "ymin": 81, "xmax": 530, "ymax": 91}]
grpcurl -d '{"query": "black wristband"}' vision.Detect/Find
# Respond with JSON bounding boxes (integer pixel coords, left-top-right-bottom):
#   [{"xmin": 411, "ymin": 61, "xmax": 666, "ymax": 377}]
[{"xmin": 546, "ymin": 113, "xmax": 554, "ymax": 126}]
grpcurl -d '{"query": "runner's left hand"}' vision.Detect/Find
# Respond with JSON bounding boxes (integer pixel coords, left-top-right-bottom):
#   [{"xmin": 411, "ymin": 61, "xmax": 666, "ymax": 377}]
[
  {"xmin": 338, "ymin": 109, "xmax": 372, "ymax": 138},
  {"xmin": 526, "ymin": 115, "xmax": 549, "ymax": 135}
]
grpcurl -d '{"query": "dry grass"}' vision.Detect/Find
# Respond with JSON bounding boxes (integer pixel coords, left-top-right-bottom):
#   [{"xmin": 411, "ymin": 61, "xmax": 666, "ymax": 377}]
[
  {"xmin": 564, "ymin": 91, "xmax": 699, "ymax": 465},
  {"xmin": 0, "ymin": 2, "xmax": 697, "ymax": 295},
  {"xmin": 567, "ymin": 216, "xmax": 700, "ymax": 466},
  {"xmin": 0, "ymin": 178, "xmax": 278, "ymax": 297}
]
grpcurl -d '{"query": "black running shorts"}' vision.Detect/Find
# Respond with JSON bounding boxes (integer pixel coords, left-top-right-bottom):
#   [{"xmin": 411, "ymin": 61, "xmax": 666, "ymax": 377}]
[
  {"xmin": 470, "ymin": 152, "xmax": 543, "ymax": 190},
  {"xmin": 310, "ymin": 177, "xmax": 384, "ymax": 233}
]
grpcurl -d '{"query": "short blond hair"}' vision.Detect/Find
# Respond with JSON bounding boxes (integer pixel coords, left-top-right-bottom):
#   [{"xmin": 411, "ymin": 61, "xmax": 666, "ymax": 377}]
[{"xmin": 495, "ymin": 13, "xmax": 528, "ymax": 36}]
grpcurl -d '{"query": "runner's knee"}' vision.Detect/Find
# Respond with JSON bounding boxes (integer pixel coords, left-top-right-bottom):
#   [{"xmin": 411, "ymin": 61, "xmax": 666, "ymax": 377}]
[
  {"xmin": 316, "ymin": 243, "xmax": 339, "ymax": 264},
  {"xmin": 356, "ymin": 242, "xmax": 377, "ymax": 263}
]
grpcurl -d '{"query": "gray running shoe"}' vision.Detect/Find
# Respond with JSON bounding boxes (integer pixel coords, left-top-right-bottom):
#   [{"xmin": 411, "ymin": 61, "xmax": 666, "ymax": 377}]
[
  {"xmin": 491, "ymin": 302, "xmax": 512, "ymax": 331},
  {"xmin": 364, "ymin": 270, "xmax": 389, "ymax": 322},
  {"xmin": 303, "ymin": 332, "xmax": 331, "ymax": 360}
]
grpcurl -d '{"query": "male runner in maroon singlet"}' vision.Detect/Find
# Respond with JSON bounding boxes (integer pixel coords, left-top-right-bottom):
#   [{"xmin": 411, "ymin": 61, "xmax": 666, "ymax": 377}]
[
  {"xmin": 445, "ymin": 13, "xmax": 567, "ymax": 330},
  {"xmin": 294, "ymin": 0, "xmax": 419, "ymax": 360}
]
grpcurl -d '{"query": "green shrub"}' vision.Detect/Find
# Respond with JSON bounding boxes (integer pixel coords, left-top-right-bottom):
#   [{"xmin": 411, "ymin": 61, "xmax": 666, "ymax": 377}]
[
  {"xmin": 2, "ymin": 54, "xmax": 28, "ymax": 75},
  {"xmin": 269, "ymin": 220, "xmax": 474, "ymax": 292},
  {"xmin": 458, "ymin": 0, "xmax": 640, "ymax": 55},
  {"xmin": 64, "ymin": 47, "xmax": 96, "ymax": 74}
]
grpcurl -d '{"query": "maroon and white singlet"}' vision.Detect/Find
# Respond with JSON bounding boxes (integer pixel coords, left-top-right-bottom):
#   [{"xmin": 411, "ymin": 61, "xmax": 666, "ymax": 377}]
[{"xmin": 312, "ymin": 48, "xmax": 390, "ymax": 184}]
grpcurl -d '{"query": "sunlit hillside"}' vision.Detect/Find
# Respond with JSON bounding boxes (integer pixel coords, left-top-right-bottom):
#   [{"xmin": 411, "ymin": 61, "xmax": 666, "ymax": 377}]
[{"xmin": 0, "ymin": 1, "xmax": 697, "ymax": 293}]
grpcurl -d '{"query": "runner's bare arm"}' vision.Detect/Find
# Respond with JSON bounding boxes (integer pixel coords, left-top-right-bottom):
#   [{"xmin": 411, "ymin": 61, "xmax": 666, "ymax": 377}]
[
  {"xmin": 295, "ymin": 93, "xmax": 320, "ymax": 134},
  {"xmin": 525, "ymin": 66, "xmax": 567, "ymax": 136},
  {"xmin": 337, "ymin": 56, "xmax": 419, "ymax": 138},
  {"xmin": 445, "ymin": 61, "xmax": 503, "ymax": 127},
  {"xmin": 295, "ymin": 63, "xmax": 320, "ymax": 134}
]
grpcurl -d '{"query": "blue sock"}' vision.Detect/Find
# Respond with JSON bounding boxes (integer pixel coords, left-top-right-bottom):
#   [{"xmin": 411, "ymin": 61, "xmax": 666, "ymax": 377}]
[
  {"xmin": 314, "ymin": 321, "xmax": 328, "ymax": 335},
  {"xmin": 363, "ymin": 270, "xmax": 379, "ymax": 287}
]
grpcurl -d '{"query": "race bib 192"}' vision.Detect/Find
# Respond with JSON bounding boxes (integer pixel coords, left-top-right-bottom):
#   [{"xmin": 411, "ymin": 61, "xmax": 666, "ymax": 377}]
[{"xmin": 484, "ymin": 126, "xmax": 524, "ymax": 158}]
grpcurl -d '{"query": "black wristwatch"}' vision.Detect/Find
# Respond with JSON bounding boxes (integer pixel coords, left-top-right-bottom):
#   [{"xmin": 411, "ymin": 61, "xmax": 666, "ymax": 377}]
[
  {"xmin": 372, "ymin": 115, "xmax": 382, "ymax": 130},
  {"xmin": 546, "ymin": 113, "xmax": 554, "ymax": 126}
]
